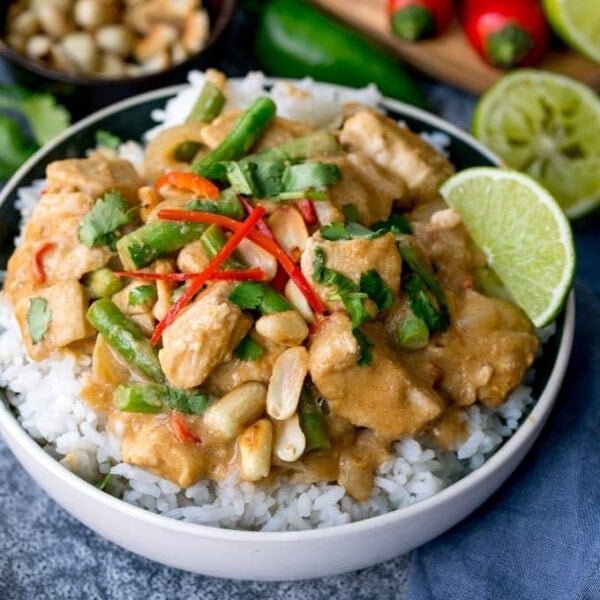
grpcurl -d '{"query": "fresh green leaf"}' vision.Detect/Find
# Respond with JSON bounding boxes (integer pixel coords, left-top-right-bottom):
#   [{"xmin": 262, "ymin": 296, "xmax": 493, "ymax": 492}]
[
  {"xmin": 234, "ymin": 334, "xmax": 264, "ymax": 361},
  {"xmin": 342, "ymin": 203, "xmax": 360, "ymax": 222},
  {"xmin": 79, "ymin": 189, "xmax": 135, "ymax": 248},
  {"xmin": 26, "ymin": 297, "xmax": 51, "ymax": 344},
  {"xmin": 226, "ymin": 161, "xmax": 257, "ymax": 195},
  {"xmin": 353, "ymin": 330, "xmax": 373, "ymax": 366},
  {"xmin": 96, "ymin": 129, "xmax": 122, "ymax": 150},
  {"xmin": 372, "ymin": 213, "xmax": 412, "ymax": 235},
  {"xmin": 320, "ymin": 221, "xmax": 352, "ymax": 241},
  {"xmin": 360, "ymin": 269, "xmax": 393, "ymax": 313},
  {"xmin": 128, "ymin": 285, "xmax": 157, "ymax": 306},
  {"xmin": 186, "ymin": 200, "xmax": 221, "ymax": 213},
  {"xmin": 277, "ymin": 189, "xmax": 328, "ymax": 202},
  {"xmin": 20, "ymin": 93, "xmax": 70, "ymax": 145},
  {"xmin": 345, "ymin": 222, "xmax": 383, "ymax": 239},
  {"xmin": 228, "ymin": 281, "xmax": 291, "ymax": 314},
  {"xmin": 0, "ymin": 114, "xmax": 35, "ymax": 179},
  {"xmin": 164, "ymin": 387, "xmax": 210, "ymax": 415},
  {"xmin": 344, "ymin": 293, "xmax": 372, "ymax": 329},
  {"xmin": 281, "ymin": 162, "xmax": 340, "ymax": 192}
]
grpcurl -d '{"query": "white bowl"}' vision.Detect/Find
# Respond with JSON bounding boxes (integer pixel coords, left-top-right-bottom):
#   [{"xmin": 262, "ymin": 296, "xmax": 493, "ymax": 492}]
[{"xmin": 0, "ymin": 82, "xmax": 576, "ymax": 580}]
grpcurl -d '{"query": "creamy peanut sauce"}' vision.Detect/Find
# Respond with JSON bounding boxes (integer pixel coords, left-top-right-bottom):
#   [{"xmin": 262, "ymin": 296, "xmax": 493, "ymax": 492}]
[{"xmin": 5, "ymin": 100, "xmax": 539, "ymax": 500}]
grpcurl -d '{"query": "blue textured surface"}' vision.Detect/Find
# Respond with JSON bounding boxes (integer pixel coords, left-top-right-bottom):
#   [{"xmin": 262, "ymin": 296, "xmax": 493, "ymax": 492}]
[{"xmin": 2, "ymin": 17, "xmax": 598, "ymax": 598}]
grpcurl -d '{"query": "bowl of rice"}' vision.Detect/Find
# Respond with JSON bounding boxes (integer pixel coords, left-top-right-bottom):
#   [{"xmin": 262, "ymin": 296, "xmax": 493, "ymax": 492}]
[{"xmin": 0, "ymin": 72, "xmax": 574, "ymax": 580}]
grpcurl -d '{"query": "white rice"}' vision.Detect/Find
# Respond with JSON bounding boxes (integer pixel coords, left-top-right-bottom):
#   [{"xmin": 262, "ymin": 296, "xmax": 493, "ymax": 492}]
[{"xmin": 0, "ymin": 72, "xmax": 546, "ymax": 531}]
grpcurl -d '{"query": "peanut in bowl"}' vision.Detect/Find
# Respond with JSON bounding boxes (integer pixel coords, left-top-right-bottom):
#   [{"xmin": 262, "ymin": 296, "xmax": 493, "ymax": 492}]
[
  {"xmin": 0, "ymin": 74, "xmax": 574, "ymax": 579},
  {"xmin": 0, "ymin": 0, "xmax": 236, "ymax": 118}
]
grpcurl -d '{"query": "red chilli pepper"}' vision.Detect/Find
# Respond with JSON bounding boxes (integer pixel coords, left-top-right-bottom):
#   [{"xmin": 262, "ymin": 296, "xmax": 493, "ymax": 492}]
[
  {"xmin": 158, "ymin": 208, "xmax": 326, "ymax": 316},
  {"xmin": 239, "ymin": 196, "xmax": 274, "ymax": 239},
  {"xmin": 460, "ymin": 0, "xmax": 549, "ymax": 69},
  {"xmin": 170, "ymin": 412, "xmax": 202, "ymax": 444},
  {"xmin": 295, "ymin": 199, "xmax": 317, "ymax": 226},
  {"xmin": 387, "ymin": 0, "xmax": 454, "ymax": 41},
  {"xmin": 151, "ymin": 206, "xmax": 267, "ymax": 345},
  {"xmin": 32, "ymin": 241, "xmax": 55, "ymax": 283},
  {"xmin": 155, "ymin": 171, "xmax": 220, "ymax": 199},
  {"xmin": 113, "ymin": 268, "xmax": 268, "ymax": 282}
]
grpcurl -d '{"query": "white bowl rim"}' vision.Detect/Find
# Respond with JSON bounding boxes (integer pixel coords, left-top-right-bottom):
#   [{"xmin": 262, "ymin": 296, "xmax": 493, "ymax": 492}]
[{"xmin": 0, "ymin": 78, "xmax": 575, "ymax": 544}]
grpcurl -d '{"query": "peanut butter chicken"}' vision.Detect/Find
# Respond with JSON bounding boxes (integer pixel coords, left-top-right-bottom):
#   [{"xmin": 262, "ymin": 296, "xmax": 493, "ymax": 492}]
[{"xmin": 4, "ymin": 79, "xmax": 538, "ymax": 501}]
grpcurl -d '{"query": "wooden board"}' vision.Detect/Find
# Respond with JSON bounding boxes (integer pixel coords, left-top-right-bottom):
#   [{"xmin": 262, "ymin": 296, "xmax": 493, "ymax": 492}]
[{"xmin": 312, "ymin": 0, "xmax": 600, "ymax": 94}]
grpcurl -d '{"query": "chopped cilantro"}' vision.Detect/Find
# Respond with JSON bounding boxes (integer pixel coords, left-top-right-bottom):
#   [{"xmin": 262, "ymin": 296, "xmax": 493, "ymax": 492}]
[
  {"xmin": 319, "ymin": 221, "xmax": 384, "ymax": 241},
  {"xmin": 163, "ymin": 388, "xmax": 210, "ymax": 415},
  {"xmin": 281, "ymin": 162, "xmax": 340, "ymax": 192},
  {"xmin": 342, "ymin": 203, "xmax": 360, "ymax": 222},
  {"xmin": 360, "ymin": 269, "xmax": 393, "ymax": 313},
  {"xmin": 79, "ymin": 189, "xmax": 135, "ymax": 248},
  {"xmin": 353, "ymin": 330, "xmax": 373, "ymax": 366},
  {"xmin": 26, "ymin": 297, "xmax": 51, "ymax": 344},
  {"xmin": 128, "ymin": 285, "xmax": 157, "ymax": 307},
  {"xmin": 228, "ymin": 281, "xmax": 291, "ymax": 314},
  {"xmin": 372, "ymin": 213, "xmax": 412, "ymax": 235},
  {"xmin": 95, "ymin": 129, "xmax": 122, "ymax": 150},
  {"xmin": 234, "ymin": 335, "xmax": 264, "ymax": 361}
]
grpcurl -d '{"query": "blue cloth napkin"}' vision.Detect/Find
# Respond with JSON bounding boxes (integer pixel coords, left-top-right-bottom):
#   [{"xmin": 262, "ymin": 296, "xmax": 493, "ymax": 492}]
[{"xmin": 407, "ymin": 225, "xmax": 600, "ymax": 599}]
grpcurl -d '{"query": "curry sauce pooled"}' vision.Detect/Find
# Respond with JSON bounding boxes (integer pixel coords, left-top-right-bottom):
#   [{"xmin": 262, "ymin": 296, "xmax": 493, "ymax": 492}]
[{"xmin": 4, "ymin": 73, "xmax": 539, "ymax": 502}]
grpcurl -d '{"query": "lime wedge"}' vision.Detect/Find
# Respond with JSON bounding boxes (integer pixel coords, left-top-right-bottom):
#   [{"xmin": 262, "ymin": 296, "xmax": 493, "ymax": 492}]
[
  {"xmin": 543, "ymin": 0, "xmax": 600, "ymax": 64},
  {"xmin": 440, "ymin": 167, "xmax": 575, "ymax": 328},
  {"xmin": 472, "ymin": 69, "xmax": 600, "ymax": 219}
]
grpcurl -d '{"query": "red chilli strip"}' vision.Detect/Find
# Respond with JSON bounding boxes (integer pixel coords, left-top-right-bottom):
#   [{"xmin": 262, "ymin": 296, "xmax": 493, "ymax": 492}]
[
  {"xmin": 113, "ymin": 268, "xmax": 268, "ymax": 282},
  {"xmin": 295, "ymin": 199, "xmax": 317, "ymax": 226},
  {"xmin": 32, "ymin": 241, "xmax": 55, "ymax": 283},
  {"xmin": 158, "ymin": 208, "xmax": 326, "ymax": 315},
  {"xmin": 170, "ymin": 412, "xmax": 202, "ymax": 444},
  {"xmin": 239, "ymin": 196, "xmax": 274, "ymax": 239},
  {"xmin": 150, "ymin": 206, "xmax": 267, "ymax": 345},
  {"xmin": 155, "ymin": 171, "xmax": 220, "ymax": 199}
]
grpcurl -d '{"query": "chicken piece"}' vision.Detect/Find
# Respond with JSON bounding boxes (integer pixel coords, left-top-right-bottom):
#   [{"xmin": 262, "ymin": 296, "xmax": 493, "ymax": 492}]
[
  {"xmin": 111, "ymin": 281, "xmax": 156, "ymax": 337},
  {"xmin": 300, "ymin": 232, "xmax": 402, "ymax": 312},
  {"xmin": 308, "ymin": 313, "xmax": 444, "ymax": 439},
  {"xmin": 200, "ymin": 113, "xmax": 315, "ymax": 151},
  {"xmin": 177, "ymin": 240, "xmax": 211, "ymax": 273},
  {"xmin": 396, "ymin": 290, "xmax": 539, "ymax": 408},
  {"xmin": 158, "ymin": 282, "xmax": 252, "ymax": 388},
  {"xmin": 339, "ymin": 109, "xmax": 454, "ymax": 204},
  {"xmin": 4, "ymin": 193, "xmax": 112, "ymax": 303},
  {"xmin": 112, "ymin": 412, "xmax": 235, "ymax": 488},
  {"xmin": 205, "ymin": 333, "xmax": 286, "ymax": 396},
  {"xmin": 45, "ymin": 155, "xmax": 142, "ymax": 203},
  {"xmin": 14, "ymin": 280, "xmax": 94, "ymax": 361},
  {"xmin": 322, "ymin": 152, "xmax": 406, "ymax": 226}
]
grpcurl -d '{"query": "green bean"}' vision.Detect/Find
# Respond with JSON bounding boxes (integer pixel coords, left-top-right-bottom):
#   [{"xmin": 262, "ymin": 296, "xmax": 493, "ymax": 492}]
[
  {"xmin": 114, "ymin": 383, "xmax": 211, "ymax": 415},
  {"xmin": 299, "ymin": 389, "xmax": 330, "ymax": 451},
  {"xmin": 84, "ymin": 268, "xmax": 124, "ymax": 299},
  {"xmin": 191, "ymin": 96, "xmax": 277, "ymax": 180},
  {"xmin": 87, "ymin": 299, "xmax": 165, "ymax": 383},
  {"xmin": 396, "ymin": 314, "xmax": 429, "ymax": 350},
  {"xmin": 186, "ymin": 80, "xmax": 226, "ymax": 123},
  {"xmin": 249, "ymin": 129, "xmax": 340, "ymax": 163},
  {"xmin": 173, "ymin": 140, "xmax": 202, "ymax": 163},
  {"xmin": 116, "ymin": 221, "xmax": 207, "ymax": 270},
  {"xmin": 114, "ymin": 384, "xmax": 164, "ymax": 413},
  {"xmin": 200, "ymin": 224, "xmax": 245, "ymax": 269}
]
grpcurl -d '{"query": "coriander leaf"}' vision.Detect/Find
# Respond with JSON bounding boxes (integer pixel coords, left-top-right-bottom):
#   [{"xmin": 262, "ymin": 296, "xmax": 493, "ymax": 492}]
[
  {"xmin": 353, "ymin": 330, "xmax": 373, "ymax": 367},
  {"xmin": 79, "ymin": 189, "xmax": 135, "ymax": 248},
  {"xmin": 282, "ymin": 162, "xmax": 340, "ymax": 192},
  {"xmin": 228, "ymin": 281, "xmax": 266, "ymax": 310},
  {"xmin": 360, "ymin": 269, "xmax": 393, "ymax": 313},
  {"xmin": 404, "ymin": 274, "xmax": 449, "ymax": 332},
  {"xmin": 372, "ymin": 213, "xmax": 412, "ymax": 235},
  {"xmin": 20, "ymin": 94, "xmax": 70, "ymax": 145},
  {"xmin": 320, "ymin": 221, "xmax": 351, "ymax": 241},
  {"xmin": 312, "ymin": 247, "xmax": 326, "ymax": 282},
  {"xmin": 252, "ymin": 159, "xmax": 286, "ymax": 198},
  {"xmin": 26, "ymin": 297, "xmax": 51, "ymax": 344},
  {"xmin": 277, "ymin": 189, "xmax": 328, "ymax": 202},
  {"xmin": 96, "ymin": 129, "xmax": 122, "ymax": 150},
  {"xmin": 164, "ymin": 387, "xmax": 210, "ymax": 415},
  {"xmin": 225, "ymin": 161, "xmax": 257, "ymax": 195},
  {"xmin": 345, "ymin": 222, "xmax": 384, "ymax": 239},
  {"xmin": 0, "ymin": 114, "xmax": 35, "ymax": 179},
  {"xmin": 185, "ymin": 200, "xmax": 221, "ymax": 213},
  {"xmin": 128, "ymin": 285, "xmax": 157, "ymax": 306},
  {"xmin": 228, "ymin": 281, "xmax": 291, "ymax": 314},
  {"xmin": 234, "ymin": 335, "xmax": 264, "ymax": 361},
  {"xmin": 342, "ymin": 203, "xmax": 360, "ymax": 222},
  {"xmin": 344, "ymin": 293, "xmax": 371, "ymax": 329}
]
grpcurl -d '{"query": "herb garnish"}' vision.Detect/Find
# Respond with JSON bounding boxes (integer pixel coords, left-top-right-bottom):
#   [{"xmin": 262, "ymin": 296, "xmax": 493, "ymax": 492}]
[
  {"xmin": 234, "ymin": 334, "xmax": 264, "ymax": 361},
  {"xmin": 228, "ymin": 281, "xmax": 292, "ymax": 314},
  {"xmin": 26, "ymin": 297, "xmax": 51, "ymax": 344},
  {"xmin": 79, "ymin": 189, "xmax": 135, "ymax": 249},
  {"xmin": 128, "ymin": 285, "xmax": 157, "ymax": 307}
]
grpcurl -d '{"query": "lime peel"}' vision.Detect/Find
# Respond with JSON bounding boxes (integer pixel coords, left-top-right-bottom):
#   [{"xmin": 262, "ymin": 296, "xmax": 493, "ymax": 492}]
[{"xmin": 441, "ymin": 167, "xmax": 576, "ymax": 328}]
